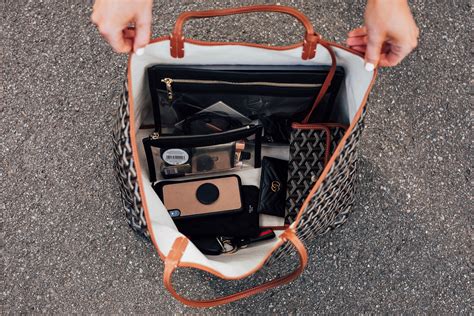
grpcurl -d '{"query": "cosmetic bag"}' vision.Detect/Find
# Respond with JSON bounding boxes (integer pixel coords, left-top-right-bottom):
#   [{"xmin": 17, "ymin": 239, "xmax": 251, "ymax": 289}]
[
  {"xmin": 147, "ymin": 64, "xmax": 345, "ymax": 140},
  {"xmin": 112, "ymin": 5, "xmax": 376, "ymax": 307}
]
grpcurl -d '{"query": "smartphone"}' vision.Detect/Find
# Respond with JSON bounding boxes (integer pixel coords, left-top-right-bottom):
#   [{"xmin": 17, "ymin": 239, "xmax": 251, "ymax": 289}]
[{"xmin": 153, "ymin": 175, "xmax": 243, "ymax": 219}]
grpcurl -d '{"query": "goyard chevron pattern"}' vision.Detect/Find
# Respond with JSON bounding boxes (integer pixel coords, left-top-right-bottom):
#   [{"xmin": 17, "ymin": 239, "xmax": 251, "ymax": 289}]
[
  {"xmin": 112, "ymin": 79, "xmax": 149, "ymax": 239},
  {"xmin": 286, "ymin": 127, "xmax": 329, "ymax": 222}
]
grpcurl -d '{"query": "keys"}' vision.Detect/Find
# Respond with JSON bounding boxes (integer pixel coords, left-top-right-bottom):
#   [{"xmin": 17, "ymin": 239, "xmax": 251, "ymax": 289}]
[
  {"xmin": 191, "ymin": 229, "xmax": 276, "ymax": 255},
  {"xmin": 233, "ymin": 229, "xmax": 276, "ymax": 249}
]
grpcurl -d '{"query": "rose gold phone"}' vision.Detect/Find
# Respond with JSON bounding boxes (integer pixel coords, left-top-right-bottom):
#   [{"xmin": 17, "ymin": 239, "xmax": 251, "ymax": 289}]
[{"xmin": 155, "ymin": 175, "xmax": 242, "ymax": 218}]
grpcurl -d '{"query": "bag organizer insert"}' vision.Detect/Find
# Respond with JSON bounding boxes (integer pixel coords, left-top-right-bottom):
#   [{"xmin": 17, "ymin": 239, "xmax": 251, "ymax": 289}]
[{"xmin": 132, "ymin": 45, "xmax": 360, "ymax": 259}]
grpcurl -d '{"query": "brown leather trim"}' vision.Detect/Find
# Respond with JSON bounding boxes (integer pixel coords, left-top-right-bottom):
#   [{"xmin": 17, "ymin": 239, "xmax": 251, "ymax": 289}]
[
  {"xmin": 184, "ymin": 38, "xmax": 304, "ymax": 51},
  {"xmin": 163, "ymin": 236, "xmax": 189, "ymax": 276},
  {"xmin": 163, "ymin": 229, "xmax": 307, "ymax": 307},
  {"xmin": 170, "ymin": 5, "xmax": 319, "ymax": 60}
]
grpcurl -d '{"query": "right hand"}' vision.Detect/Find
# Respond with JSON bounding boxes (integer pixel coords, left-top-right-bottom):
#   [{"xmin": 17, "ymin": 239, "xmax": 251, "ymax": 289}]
[{"xmin": 91, "ymin": 0, "xmax": 153, "ymax": 53}]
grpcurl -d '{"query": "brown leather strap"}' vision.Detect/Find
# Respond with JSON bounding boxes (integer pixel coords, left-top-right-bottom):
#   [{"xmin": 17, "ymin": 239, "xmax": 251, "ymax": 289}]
[
  {"xmin": 170, "ymin": 5, "xmax": 320, "ymax": 60},
  {"xmin": 163, "ymin": 229, "xmax": 308, "ymax": 308},
  {"xmin": 302, "ymin": 41, "xmax": 337, "ymax": 124}
]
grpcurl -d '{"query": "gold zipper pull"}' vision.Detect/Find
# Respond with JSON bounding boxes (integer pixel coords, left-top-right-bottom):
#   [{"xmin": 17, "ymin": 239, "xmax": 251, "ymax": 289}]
[
  {"xmin": 161, "ymin": 78, "xmax": 173, "ymax": 100},
  {"xmin": 149, "ymin": 131, "xmax": 160, "ymax": 140}
]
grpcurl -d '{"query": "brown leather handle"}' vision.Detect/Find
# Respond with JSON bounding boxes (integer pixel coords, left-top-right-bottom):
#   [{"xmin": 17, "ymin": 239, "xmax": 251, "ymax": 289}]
[
  {"xmin": 169, "ymin": 5, "xmax": 320, "ymax": 60},
  {"xmin": 163, "ymin": 229, "xmax": 308, "ymax": 308}
]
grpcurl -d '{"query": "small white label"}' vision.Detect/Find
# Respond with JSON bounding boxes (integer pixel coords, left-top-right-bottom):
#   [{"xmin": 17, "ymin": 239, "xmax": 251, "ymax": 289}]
[{"xmin": 162, "ymin": 149, "xmax": 189, "ymax": 165}]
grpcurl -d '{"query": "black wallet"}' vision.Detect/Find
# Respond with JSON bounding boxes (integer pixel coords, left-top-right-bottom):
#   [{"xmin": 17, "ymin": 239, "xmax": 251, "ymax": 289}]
[{"xmin": 257, "ymin": 157, "xmax": 288, "ymax": 217}]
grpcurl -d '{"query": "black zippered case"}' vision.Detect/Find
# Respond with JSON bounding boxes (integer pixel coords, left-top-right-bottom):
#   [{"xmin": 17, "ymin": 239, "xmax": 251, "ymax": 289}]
[
  {"xmin": 147, "ymin": 64, "xmax": 344, "ymax": 140},
  {"xmin": 142, "ymin": 124, "xmax": 263, "ymax": 182}
]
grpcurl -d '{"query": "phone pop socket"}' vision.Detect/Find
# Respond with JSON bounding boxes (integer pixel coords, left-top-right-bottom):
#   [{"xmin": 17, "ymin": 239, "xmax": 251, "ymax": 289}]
[{"xmin": 196, "ymin": 183, "xmax": 220, "ymax": 205}]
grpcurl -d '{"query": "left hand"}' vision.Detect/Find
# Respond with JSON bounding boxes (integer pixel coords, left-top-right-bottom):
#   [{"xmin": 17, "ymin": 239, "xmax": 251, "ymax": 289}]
[{"xmin": 346, "ymin": 0, "xmax": 419, "ymax": 69}]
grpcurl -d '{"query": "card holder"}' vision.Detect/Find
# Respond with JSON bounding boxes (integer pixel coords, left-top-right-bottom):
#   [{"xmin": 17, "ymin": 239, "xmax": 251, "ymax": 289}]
[
  {"xmin": 257, "ymin": 157, "xmax": 288, "ymax": 217},
  {"xmin": 142, "ymin": 124, "xmax": 263, "ymax": 182}
]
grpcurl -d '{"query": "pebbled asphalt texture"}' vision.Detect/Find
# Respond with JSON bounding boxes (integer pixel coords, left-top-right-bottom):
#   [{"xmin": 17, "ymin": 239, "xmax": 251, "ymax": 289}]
[{"xmin": 2, "ymin": 0, "xmax": 471, "ymax": 313}]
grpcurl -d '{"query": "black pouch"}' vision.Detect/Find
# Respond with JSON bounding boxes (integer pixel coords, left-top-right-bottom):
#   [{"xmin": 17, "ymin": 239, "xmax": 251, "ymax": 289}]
[
  {"xmin": 257, "ymin": 157, "xmax": 288, "ymax": 217},
  {"xmin": 143, "ymin": 124, "xmax": 262, "ymax": 182},
  {"xmin": 147, "ymin": 64, "xmax": 344, "ymax": 141}
]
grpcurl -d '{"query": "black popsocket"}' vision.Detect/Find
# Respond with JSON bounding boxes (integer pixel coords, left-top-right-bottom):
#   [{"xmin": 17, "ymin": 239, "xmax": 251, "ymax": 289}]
[{"xmin": 196, "ymin": 183, "xmax": 219, "ymax": 205}]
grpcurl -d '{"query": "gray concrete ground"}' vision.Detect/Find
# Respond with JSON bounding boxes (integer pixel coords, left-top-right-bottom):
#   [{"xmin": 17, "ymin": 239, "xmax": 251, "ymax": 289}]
[{"xmin": 2, "ymin": 0, "xmax": 471, "ymax": 313}]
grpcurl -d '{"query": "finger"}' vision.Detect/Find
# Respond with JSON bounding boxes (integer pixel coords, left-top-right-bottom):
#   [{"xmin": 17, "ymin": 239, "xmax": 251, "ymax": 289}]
[
  {"xmin": 351, "ymin": 44, "xmax": 388, "ymax": 54},
  {"xmin": 347, "ymin": 26, "xmax": 367, "ymax": 37},
  {"xmin": 364, "ymin": 33, "xmax": 384, "ymax": 70},
  {"xmin": 103, "ymin": 28, "xmax": 133, "ymax": 53},
  {"xmin": 133, "ymin": 11, "xmax": 152, "ymax": 52},
  {"xmin": 373, "ymin": 42, "xmax": 391, "ymax": 54},
  {"xmin": 123, "ymin": 28, "xmax": 136, "ymax": 39},
  {"xmin": 350, "ymin": 45, "xmax": 367, "ymax": 53},
  {"xmin": 91, "ymin": 12, "xmax": 100, "ymax": 26},
  {"xmin": 90, "ymin": 3, "xmax": 101, "ymax": 25},
  {"xmin": 378, "ymin": 54, "xmax": 398, "ymax": 67},
  {"xmin": 378, "ymin": 46, "xmax": 411, "ymax": 67},
  {"xmin": 346, "ymin": 36, "xmax": 367, "ymax": 47}
]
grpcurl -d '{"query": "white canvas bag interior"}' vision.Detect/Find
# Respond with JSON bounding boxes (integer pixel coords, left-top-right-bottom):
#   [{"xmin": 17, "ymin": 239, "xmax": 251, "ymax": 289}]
[{"xmin": 128, "ymin": 39, "xmax": 374, "ymax": 278}]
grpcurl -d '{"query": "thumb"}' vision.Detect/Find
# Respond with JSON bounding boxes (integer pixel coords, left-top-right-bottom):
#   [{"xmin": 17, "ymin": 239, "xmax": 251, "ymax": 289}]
[
  {"xmin": 364, "ymin": 32, "xmax": 384, "ymax": 71},
  {"xmin": 133, "ymin": 11, "xmax": 152, "ymax": 53}
]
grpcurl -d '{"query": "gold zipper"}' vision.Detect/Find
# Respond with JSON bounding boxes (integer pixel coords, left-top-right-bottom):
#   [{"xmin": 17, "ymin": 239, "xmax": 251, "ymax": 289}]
[
  {"xmin": 160, "ymin": 77, "xmax": 322, "ymax": 101},
  {"xmin": 161, "ymin": 78, "xmax": 174, "ymax": 101}
]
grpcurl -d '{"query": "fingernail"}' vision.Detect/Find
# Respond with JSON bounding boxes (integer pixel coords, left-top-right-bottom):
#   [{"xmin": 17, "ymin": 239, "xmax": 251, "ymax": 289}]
[
  {"xmin": 365, "ymin": 62, "xmax": 375, "ymax": 72},
  {"xmin": 135, "ymin": 48, "xmax": 144, "ymax": 56}
]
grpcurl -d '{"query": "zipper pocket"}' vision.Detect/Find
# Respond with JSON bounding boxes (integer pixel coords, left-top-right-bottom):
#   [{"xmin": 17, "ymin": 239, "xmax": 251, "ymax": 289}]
[
  {"xmin": 145, "ymin": 124, "xmax": 262, "ymax": 148},
  {"xmin": 160, "ymin": 78, "xmax": 322, "ymax": 100}
]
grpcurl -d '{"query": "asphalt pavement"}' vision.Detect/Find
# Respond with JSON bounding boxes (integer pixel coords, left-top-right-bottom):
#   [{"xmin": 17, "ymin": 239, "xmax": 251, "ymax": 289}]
[{"xmin": 2, "ymin": 0, "xmax": 471, "ymax": 313}]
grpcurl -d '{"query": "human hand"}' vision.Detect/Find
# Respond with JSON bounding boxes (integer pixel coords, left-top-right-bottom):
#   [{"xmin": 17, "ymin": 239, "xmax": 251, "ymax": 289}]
[
  {"xmin": 347, "ymin": 0, "xmax": 419, "ymax": 70},
  {"xmin": 91, "ymin": 0, "xmax": 153, "ymax": 54}
]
